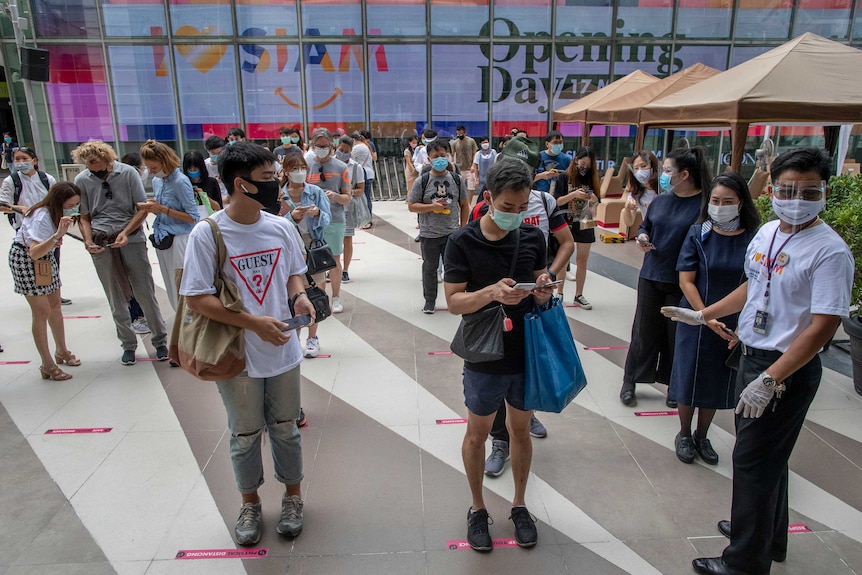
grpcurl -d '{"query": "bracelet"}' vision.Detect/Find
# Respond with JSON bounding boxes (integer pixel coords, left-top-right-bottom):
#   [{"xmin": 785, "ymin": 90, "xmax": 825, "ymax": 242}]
[
  {"xmin": 290, "ymin": 291, "xmax": 307, "ymax": 304},
  {"xmin": 166, "ymin": 207, "xmax": 172, "ymax": 217}
]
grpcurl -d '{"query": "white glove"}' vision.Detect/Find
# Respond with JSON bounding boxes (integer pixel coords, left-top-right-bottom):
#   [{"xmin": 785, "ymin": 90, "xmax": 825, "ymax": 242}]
[
  {"xmin": 660, "ymin": 306, "xmax": 704, "ymax": 326},
  {"xmin": 635, "ymin": 234, "xmax": 653, "ymax": 253},
  {"xmin": 735, "ymin": 373, "xmax": 775, "ymax": 418}
]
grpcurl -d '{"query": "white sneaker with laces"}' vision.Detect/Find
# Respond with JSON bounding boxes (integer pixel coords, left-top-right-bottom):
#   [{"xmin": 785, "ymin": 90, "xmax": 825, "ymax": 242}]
[
  {"xmin": 131, "ymin": 318, "xmax": 151, "ymax": 335},
  {"xmin": 304, "ymin": 337, "xmax": 320, "ymax": 358},
  {"xmin": 566, "ymin": 270, "xmax": 577, "ymax": 281},
  {"xmin": 331, "ymin": 296, "xmax": 344, "ymax": 314}
]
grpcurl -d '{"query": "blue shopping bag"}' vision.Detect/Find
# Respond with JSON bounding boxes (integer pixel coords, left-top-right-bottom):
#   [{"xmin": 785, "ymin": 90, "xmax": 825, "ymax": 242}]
[{"xmin": 523, "ymin": 297, "xmax": 587, "ymax": 413}]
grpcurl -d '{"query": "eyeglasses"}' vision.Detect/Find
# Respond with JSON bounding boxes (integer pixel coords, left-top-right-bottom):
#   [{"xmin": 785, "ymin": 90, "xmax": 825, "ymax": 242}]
[
  {"xmin": 318, "ymin": 164, "xmax": 326, "ymax": 182},
  {"xmin": 772, "ymin": 181, "xmax": 825, "ymax": 201},
  {"xmin": 662, "ymin": 166, "xmax": 677, "ymax": 174},
  {"xmin": 102, "ymin": 181, "xmax": 113, "ymax": 200}
]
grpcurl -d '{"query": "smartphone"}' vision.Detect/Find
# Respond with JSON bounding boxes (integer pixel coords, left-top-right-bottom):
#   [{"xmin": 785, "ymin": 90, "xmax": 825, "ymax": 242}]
[
  {"xmin": 636, "ymin": 237, "xmax": 656, "ymax": 249},
  {"xmin": 280, "ymin": 314, "xmax": 313, "ymax": 331},
  {"xmin": 721, "ymin": 325, "xmax": 738, "ymax": 338},
  {"xmin": 512, "ymin": 279, "xmax": 565, "ymax": 291}
]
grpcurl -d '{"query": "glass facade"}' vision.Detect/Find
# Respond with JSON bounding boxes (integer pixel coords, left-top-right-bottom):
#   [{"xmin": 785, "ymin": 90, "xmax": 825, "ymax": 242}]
[{"xmin": 0, "ymin": 0, "xmax": 860, "ymax": 172}]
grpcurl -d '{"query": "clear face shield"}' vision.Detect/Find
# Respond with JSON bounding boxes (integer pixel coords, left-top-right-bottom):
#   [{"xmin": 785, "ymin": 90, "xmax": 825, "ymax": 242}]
[{"xmin": 771, "ymin": 180, "xmax": 826, "ymax": 202}]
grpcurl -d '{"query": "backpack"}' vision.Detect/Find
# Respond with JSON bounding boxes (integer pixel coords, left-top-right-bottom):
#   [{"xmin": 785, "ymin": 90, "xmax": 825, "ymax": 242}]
[{"xmin": 7, "ymin": 171, "xmax": 51, "ymax": 227}]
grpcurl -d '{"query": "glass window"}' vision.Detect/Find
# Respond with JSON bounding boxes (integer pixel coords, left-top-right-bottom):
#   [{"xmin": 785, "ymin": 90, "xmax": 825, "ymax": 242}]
[
  {"xmin": 730, "ymin": 45, "xmax": 773, "ymax": 67},
  {"xmin": 367, "ymin": 0, "xmax": 426, "ymax": 36},
  {"xmin": 612, "ymin": 41, "xmax": 681, "ymax": 77},
  {"xmin": 32, "ymin": 0, "xmax": 99, "ymax": 38},
  {"xmin": 431, "ymin": 0, "xmax": 490, "ymax": 36},
  {"xmin": 553, "ymin": 42, "xmax": 611, "ymax": 150},
  {"xmin": 676, "ymin": 2, "xmax": 732, "ymax": 38},
  {"xmin": 671, "ymin": 45, "xmax": 729, "ymax": 73},
  {"xmin": 170, "ymin": 0, "xmax": 233, "ymax": 37},
  {"xmin": 735, "ymin": 0, "xmax": 792, "ymax": 40},
  {"xmin": 855, "ymin": 0, "xmax": 862, "ymax": 39},
  {"xmin": 237, "ymin": 0, "xmax": 298, "ymax": 37},
  {"xmin": 431, "ymin": 45, "xmax": 489, "ymax": 136},
  {"xmin": 45, "ymin": 46, "xmax": 114, "ymax": 144},
  {"xmin": 369, "ymin": 44, "xmax": 426, "ymax": 137},
  {"xmin": 175, "ymin": 44, "xmax": 240, "ymax": 148},
  {"xmin": 494, "ymin": 0, "xmax": 552, "ymax": 36},
  {"xmin": 556, "ymin": 0, "xmax": 614, "ymax": 36},
  {"xmin": 304, "ymin": 42, "xmax": 366, "ymax": 131},
  {"xmin": 490, "ymin": 43, "xmax": 550, "ymax": 137},
  {"xmin": 793, "ymin": 0, "xmax": 851, "ymax": 39},
  {"xmin": 301, "ymin": 0, "xmax": 362, "ymax": 37},
  {"xmin": 615, "ymin": 1, "xmax": 673, "ymax": 37},
  {"xmin": 240, "ymin": 42, "xmax": 301, "ymax": 140},
  {"xmin": 101, "ymin": 0, "xmax": 166, "ymax": 37}
]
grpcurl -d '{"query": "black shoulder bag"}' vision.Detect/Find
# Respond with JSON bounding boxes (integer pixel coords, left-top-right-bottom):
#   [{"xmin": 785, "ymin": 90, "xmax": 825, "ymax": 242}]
[{"xmin": 289, "ymin": 272, "xmax": 331, "ymax": 323}]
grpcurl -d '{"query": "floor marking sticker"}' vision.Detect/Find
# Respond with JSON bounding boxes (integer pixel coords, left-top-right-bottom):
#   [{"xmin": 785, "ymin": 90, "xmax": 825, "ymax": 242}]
[
  {"xmin": 63, "ymin": 315, "xmax": 101, "ymax": 319},
  {"xmin": 447, "ymin": 538, "xmax": 519, "ymax": 550},
  {"xmin": 428, "ymin": 351, "xmax": 454, "ymax": 356},
  {"xmin": 788, "ymin": 524, "xmax": 811, "ymax": 533},
  {"xmin": 436, "ymin": 418, "xmax": 467, "ymax": 425},
  {"xmin": 45, "ymin": 427, "xmax": 112, "ymax": 434},
  {"xmin": 175, "ymin": 548, "xmax": 268, "ymax": 560},
  {"xmin": 584, "ymin": 345, "xmax": 629, "ymax": 351},
  {"xmin": 634, "ymin": 411, "xmax": 678, "ymax": 417},
  {"xmin": 0, "ymin": 361, "xmax": 31, "ymax": 365}
]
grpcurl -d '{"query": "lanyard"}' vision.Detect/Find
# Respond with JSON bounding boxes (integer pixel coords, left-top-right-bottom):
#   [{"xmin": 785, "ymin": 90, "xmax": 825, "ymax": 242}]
[{"xmin": 762, "ymin": 221, "xmax": 811, "ymax": 303}]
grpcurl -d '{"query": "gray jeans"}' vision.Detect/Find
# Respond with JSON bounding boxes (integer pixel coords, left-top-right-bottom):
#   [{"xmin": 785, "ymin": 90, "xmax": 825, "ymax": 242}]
[
  {"xmin": 91, "ymin": 240, "xmax": 168, "ymax": 350},
  {"xmin": 216, "ymin": 366, "xmax": 303, "ymax": 494}
]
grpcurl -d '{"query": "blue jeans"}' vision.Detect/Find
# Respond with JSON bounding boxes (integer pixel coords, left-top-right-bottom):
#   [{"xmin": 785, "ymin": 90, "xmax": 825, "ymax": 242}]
[
  {"xmin": 216, "ymin": 366, "xmax": 303, "ymax": 493},
  {"xmin": 364, "ymin": 178, "xmax": 374, "ymax": 214}
]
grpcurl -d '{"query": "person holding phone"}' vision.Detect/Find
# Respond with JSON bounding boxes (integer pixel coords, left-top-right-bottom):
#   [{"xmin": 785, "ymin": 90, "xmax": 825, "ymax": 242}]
[{"xmin": 183, "ymin": 150, "xmax": 222, "ymax": 215}]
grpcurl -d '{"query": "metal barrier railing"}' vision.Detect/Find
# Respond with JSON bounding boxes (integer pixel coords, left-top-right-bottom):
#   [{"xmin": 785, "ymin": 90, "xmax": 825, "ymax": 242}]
[{"xmin": 371, "ymin": 157, "xmax": 408, "ymax": 201}]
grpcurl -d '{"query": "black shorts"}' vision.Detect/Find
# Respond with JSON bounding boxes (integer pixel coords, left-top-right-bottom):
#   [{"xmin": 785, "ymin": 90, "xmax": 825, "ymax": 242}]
[{"xmin": 569, "ymin": 221, "xmax": 596, "ymax": 244}]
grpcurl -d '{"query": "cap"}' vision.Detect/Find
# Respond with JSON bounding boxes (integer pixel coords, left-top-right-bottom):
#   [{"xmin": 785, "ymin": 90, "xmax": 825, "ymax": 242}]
[{"xmin": 500, "ymin": 136, "xmax": 540, "ymax": 170}]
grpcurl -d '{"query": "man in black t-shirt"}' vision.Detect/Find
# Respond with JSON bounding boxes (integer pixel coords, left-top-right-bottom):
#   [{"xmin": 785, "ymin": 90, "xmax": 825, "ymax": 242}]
[{"xmin": 444, "ymin": 160, "xmax": 555, "ymax": 552}]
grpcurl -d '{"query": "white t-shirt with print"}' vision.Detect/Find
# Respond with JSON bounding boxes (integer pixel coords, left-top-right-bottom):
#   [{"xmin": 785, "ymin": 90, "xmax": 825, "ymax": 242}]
[
  {"xmin": 179, "ymin": 210, "xmax": 308, "ymax": 378},
  {"xmin": 737, "ymin": 219, "xmax": 854, "ymax": 353},
  {"xmin": 15, "ymin": 207, "xmax": 56, "ymax": 246},
  {"xmin": 626, "ymin": 189, "xmax": 657, "ymax": 218}
]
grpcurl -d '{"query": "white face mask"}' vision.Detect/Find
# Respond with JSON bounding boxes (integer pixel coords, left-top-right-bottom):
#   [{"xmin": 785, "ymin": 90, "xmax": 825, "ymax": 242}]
[
  {"xmin": 707, "ymin": 203, "xmax": 740, "ymax": 224},
  {"xmin": 313, "ymin": 146, "xmax": 331, "ymax": 159},
  {"xmin": 14, "ymin": 161, "xmax": 33, "ymax": 173},
  {"xmin": 772, "ymin": 198, "xmax": 824, "ymax": 226},
  {"xmin": 152, "ymin": 170, "xmax": 167, "ymax": 179},
  {"xmin": 634, "ymin": 168, "xmax": 651, "ymax": 185},
  {"xmin": 288, "ymin": 169, "xmax": 307, "ymax": 184},
  {"xmin": 481, "ymin": 143, "xmax": 490, "ymax": 150}
]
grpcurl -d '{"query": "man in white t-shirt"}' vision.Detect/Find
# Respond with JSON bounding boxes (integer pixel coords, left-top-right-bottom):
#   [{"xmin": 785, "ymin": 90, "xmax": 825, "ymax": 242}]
[
  {"xmin": 662, "ymin": 148, "xmax": 854, "ymax": 575},
  {"xmin": 180, "ymin": 142, "xmax": 315, "ymax": 547}
]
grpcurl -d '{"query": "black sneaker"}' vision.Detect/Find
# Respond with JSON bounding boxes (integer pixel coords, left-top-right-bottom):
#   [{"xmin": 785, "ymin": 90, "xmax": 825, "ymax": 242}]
[
  {"xmin": 666, "ymin": 397, "xmax": 679, "ymax": 408},
  {"xmin": 693, "ymin": 434, "xmax": 719, "ymax": 465},
  {"xmin": 297, "ymin": 408, "xmax": 308, "ymax": 428},
  {"xmin": 60, "ymin": 298, "xmax": 72, "ymax": 306},
  {"xmin": 466, "ymin": 508, "xmax": 493, "ymax": 551},
  {"xmin": 422, "ymin": 302, "xmax": 435, "ymax": 314},
  {"xmin": 509, "ymin": 506, "xmax": 537, "ymax": 547},
  {"xmin": 675, "ymin": 432, "xmax": 696, "ymax": 464},
  {"xmin": 155, "ymin": 345, "xmax": 169, "ymax": 361},
  {"xmin": 342, "ymin": 271, "xmax": 351, "ymax": 283},
  {"xmin": 121, "ymin": 350, "xmax": 136, "ymax": 366}
]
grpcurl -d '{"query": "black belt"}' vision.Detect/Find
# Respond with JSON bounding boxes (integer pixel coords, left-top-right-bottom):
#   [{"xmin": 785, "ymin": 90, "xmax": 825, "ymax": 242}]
[{"xmin": 741, "ymin": 343, "xmax": 782, "ymax": 360}]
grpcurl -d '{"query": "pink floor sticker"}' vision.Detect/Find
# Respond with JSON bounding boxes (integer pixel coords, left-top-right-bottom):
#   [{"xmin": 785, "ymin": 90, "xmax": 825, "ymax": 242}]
[
  {"xmin": 63, "ymin": 315, "xmax": 101, "ymax": 319},
  {"xmin": 428, "ymin": 351, "xmax": 454, "ymax": 356},
  {"xmin": 584, "ymin": 345, "xmax": 629, "ymax": 351},
  {"xmin": 788, "ymin": 524, "xmax": 811, "ymax": 533},
  {"xmin": 436, "ymin": 418, "xmax": 467, "ymax": 425},
  {"xmin": 448, "ymin": 538, "xmax": 519, "ymax": 550},
  {"xmin": 0, "ymin": 361, "xmax": 31, "ymax": 365},
  {"xmin": 45, "ymin": 427, "xmax": 112, "ymax": 434},
  {"xmin": 175, "ymin": 548, "xmax": 268, "ymax": 560},
  {"xmin": 634, "ymin": 411, "xmax": 679, "ymax": 417}
]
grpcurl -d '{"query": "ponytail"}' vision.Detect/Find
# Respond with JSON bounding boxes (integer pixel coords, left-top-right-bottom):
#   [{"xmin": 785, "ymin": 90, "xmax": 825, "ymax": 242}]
[{"xmin": 667, "ymin": 146, "xmax": 711, "ymax": 193}]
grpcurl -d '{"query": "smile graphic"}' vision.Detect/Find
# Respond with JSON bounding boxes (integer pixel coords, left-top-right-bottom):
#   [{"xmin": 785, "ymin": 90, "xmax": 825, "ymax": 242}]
[{"xmin": 275, "ymin": 86, "xmax": 343, "ymax": 110}]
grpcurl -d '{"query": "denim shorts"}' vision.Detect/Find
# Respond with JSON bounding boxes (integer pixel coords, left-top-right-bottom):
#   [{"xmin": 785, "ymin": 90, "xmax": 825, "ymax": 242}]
[{"xmin": 462, "ymin": 367, "xmax": 527, "ymax": 416}]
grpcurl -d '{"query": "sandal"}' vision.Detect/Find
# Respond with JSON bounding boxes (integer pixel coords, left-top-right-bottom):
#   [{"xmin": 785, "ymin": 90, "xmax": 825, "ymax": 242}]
[
  {"xmin": 40, "ymin": 365, "xmax": 72, "ymax": 381},
  {"xmin": 55, "ymin": 351, "xmax": 82, "ymax": 366}
]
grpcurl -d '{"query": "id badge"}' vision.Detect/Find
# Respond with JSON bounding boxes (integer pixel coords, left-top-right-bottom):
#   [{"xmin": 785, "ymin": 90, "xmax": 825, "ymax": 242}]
[{"xmin": 753, "ymin": 310, "xmax": 769, "ymax": 335}]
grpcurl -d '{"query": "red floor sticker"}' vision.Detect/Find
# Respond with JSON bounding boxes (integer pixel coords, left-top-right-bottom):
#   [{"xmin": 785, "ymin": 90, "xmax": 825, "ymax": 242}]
[
  {"xmin": 0, "ymin": 361, "xmax": 31, "ymax": 365},
  {"xmin": 436, "ymin": 418, "xmax": 467, "ymax": 425},
  {"xmin": 788, "ymin": 524, "xmax": 811, "ymax": 533},
  {"xmin": 448, "ymin": 538, "xmax": 519, "ymax": 550},
  {"xmin": 428, "ymin": 351, "xmax": 454, "ymax": 356},
  {"xmin": 584, "ymin": 345, "xmax": 629, "ymax": 351},
  {"xmin": 45, "ymin": 427, "xmax": 112, "ymax": 434},
  {"xmin": 137, "ymin": 358, "xmax": 160, "ymax": 362},
  {"xmin": 175, "ymin": 548, "xmax": 268, "ymax": 560},
  {"xmin": 63, "ymin": 315, "xmax": 101, "ymax": 319},
  {"xmin": 634, "ymin": 411, "xmax": 678, "ymax": 417}
]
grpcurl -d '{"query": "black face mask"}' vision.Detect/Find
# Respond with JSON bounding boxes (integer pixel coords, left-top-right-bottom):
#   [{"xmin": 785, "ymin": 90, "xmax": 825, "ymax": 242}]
[
  {"xmin": 91, "ymin": 169, "xmax": 109, "ymax": 179},
  {"xmin": 240, "ymin": 177, "xmax": 281, "ymax": 214},
  {"xmin": 457, "ymin": 134, "xmax": 464, "ymax": 139}
]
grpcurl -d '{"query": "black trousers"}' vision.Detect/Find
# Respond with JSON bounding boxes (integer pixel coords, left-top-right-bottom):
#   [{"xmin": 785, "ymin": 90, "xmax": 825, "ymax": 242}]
[
  {"xmin": 721, "ymin": 348, "xmax": 821, "ymax": 574},
  {"xmin": 420, "ymin": 235, "xmax": 448, "ymax": 306},
  {"xmin": 622, "ymin": 277, "xmax": 681, "ymax": 389}
]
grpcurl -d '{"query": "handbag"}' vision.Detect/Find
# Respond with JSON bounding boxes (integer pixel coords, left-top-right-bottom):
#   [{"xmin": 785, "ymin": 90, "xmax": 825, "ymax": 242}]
[
  {"xmin": 450, "ymin": 230, "xmax": 520, "ymax": 363},
  {"xmin": 306, "ymin": 238, "xmax": 336, "ymax": 275},
  {"xmin": 33, "ymin": 258, "xmax": 53, "ymax": 286},
  {"xmin": 289, "ymin": 272, "xmax": 331, "ymax": 323},
  {"xmin": 169, "ymin": 218, "xmax": 246, "ymax": 381},
  {"xmin": 149, "ymin": 232, "xmax": 175, "ymax": 250},
  {"xmin": 523, "ymin": 297, "xmax": 587, "ymax": 413},
  {"xmin": 346, "ymin": 194, "xmax": 371, "ymax": 229}
]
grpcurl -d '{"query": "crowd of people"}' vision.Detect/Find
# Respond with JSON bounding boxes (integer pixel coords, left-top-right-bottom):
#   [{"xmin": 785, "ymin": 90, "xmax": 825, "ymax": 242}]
[{"xmin": 0, "ymin": 123, "xmax": 854, "ymax": 575}]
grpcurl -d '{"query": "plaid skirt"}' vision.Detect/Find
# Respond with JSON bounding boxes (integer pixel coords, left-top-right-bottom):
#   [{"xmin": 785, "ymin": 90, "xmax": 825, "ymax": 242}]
[{"xmin": 8, "ymin": 242, "xmax": 60, "ymax": 296}]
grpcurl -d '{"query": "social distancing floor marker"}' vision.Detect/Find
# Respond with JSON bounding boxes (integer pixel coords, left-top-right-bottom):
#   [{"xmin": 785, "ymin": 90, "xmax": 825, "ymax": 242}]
[
  {"xmin": 175, "ymin": 548, "xmax": 268, "ymax": 560},
  {"xmin": 436, "ymin": 418, "xmax": 467, "ymax": 425},
  {"xmin": 63, "ymin": 315, "xmax": 101, "ymax": 319},
  {"xmin": 45, "ymin": 427, "xmax": 112, "ymax": 434},
  {"xmin": 428, "ymin": 351, "xmax": 454, "ymax": 356},
  {"xmin": 634, "ymin": 411, "xmax": 679, "ymax": 417},
  {"xmin": 447, "ymin": 538, "xmax": 519, "ymax": 550},
  {"xmin": 788, "ymin": 523, "xmax": 811, "ymax": 533},
  {"xmin": 584, "ymin": 345, "xmax": 629, "ymax": 351},
  {"xmin": 0, "ymin": 360, "xmax": 31, "ymax": 365}
]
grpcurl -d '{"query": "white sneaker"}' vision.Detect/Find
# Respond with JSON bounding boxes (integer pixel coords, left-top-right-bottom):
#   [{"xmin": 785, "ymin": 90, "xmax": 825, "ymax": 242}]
[
  {"xmin": 332, "ymin": 296, "xmax": 344, "ymax": 314},
  {"xmin": 565, "ymin": 270, "xmax": 577, "ymax": 281},
  {"xmin": 304, "ymin": 337, "xmax": 320, "ymax": 358},
  {"xmin": 131, "ymin": 318, "xmax": 151, "ymax": 335}
]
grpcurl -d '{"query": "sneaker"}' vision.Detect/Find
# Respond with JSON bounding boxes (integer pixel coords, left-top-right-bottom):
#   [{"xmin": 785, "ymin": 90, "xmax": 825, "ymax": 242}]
[
  {"xmin": 509, "ymin": 506, "xmax": 538, "ymax": 547},
  {"xmin": 297, "ymin": 408, "xmax": 308, "ymax": 428},
  {"xmin": 437, "ymin": 271, "xmax": 443, "ymax": 283},
  {"xmin": 325, "ymin": 271, "xmax": 331, "ymax": 283},
  {"xmin": 694, "ymin": 434, "xmax": 719, "ymax": 465},
  {"xmin": 573, "ymin": 294, "xmax": 592, "ymax": 310},
  {"xmin": 666, "ymin": 397, "xmax": 679, "ymax": 409},
  {"xmin": 466, "ymin": 508, "xmax": 493, "ymax": 551},
  {"xmin": 60, "ymin": 297, "xmax": 72, "ymax": 305},
  {"xmin": 484, "ymin": 439, "xmax": 510, "ymax": 477},
  {"xmin": 277, "ymin": 495, "xmax": 304, "ymax": 537},
  {"xmin": 566, "ymin": 270, "xmax": 577, "ymax": 281},
  {"xmin": 131, "ymin": 317, "xmax": 151, "ymax": 335},
  {"xmin": 234, "ymin": 502, "xmax": 262, "ymax": 546},
  {"xmin": 675, "ymin": 432, "xmax": 696, "ymax": 464},
  {"xmin": 121, "ymin": 350, "xmax": 136, "ymax": 366},
  {"xmin": 422, "ymin": 301, "xmax": 435, "ymax": 315},
  {"xmin": 414, "ymin": 235, "xmax": 421, "ymax": 242},
  {"xmin": 529, "ymin": 414, "xmax": 548, "ymax": 438},
  {"xmin": 155, "ymin": 345, "xmax": 169, "ymax": 361},
  {"xmin": 342, "ymin": 271, "xmax": 351, "ymax": 283},
  {"xmin": 331, "ymin": 296, "xmax": 344, "ymax": 314},
  {"xmin": 304, "ymin": 336, "xmax": 320, "ymax": 358}
]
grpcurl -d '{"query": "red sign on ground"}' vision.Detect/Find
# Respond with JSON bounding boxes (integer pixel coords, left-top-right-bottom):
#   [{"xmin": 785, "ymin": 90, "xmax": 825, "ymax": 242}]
[
  {"xmin": 788, "ymin": 524, "xmax": 811, "ymax": 533},
  {"xmin": 45, "ymin": 427, "xmax": 112, "ymax": 434},
  {"xmin": 634, "ymin": 411, "xmax": 678, "ymax": 417},
  {"xmin": 428, "ymin": 351, "xmax": 454, "ymax": 356},
  {"xmin": 436, "ymin": 418, "xmax": 467, "ymax": 425},
  {"xmin": 447, "ymin": 538, "xmax": 519, "ymax": 550},
  {"xmin": 0, "ymin": 361, "xmax": 30, "ymax": 365},
  {"xmin": 175, "ymin": 548, "xmax": 268, "ymax": 560}
]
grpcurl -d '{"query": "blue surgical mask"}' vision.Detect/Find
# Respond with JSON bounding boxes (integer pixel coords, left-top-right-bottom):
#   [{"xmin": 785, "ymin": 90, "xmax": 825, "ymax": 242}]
[
  {"xmin": 489, "ymin": 204, "xmax": 524, "ymax": 231},
  {"xmin": 187, "ymin": 169, "xmax": 201, "ymax": 179},
  {"xmin": 550, "ymin": 144, "xmax": 563, "ymax": 155},
  {"xmin": 659, "ymin": 172, "xmax": 675, "ymax": 193},
  {"xmin": 228, "ymin": 140, "xmax": 237, "ymax": 146},
  {"xmin": 3, "ymin": 137, "xmax": 10, "ymax": 144},
  {"xmin": 281, "ymin": 136, "xmax": 291, "ymax": 145},
  {"xmin": 63, "ymin": 206, "xmax": 80, "ymax": 217},
  {"xmin": 290, "ymin": 136, "xmax": 300, "ymax": 144},
  {"xmin": 209, "ymin": 154, "xmax": 219, "ymax": 163},
  {"xmin": 431, "ymin": 157, "xmax": 449, "ymax": 172}
]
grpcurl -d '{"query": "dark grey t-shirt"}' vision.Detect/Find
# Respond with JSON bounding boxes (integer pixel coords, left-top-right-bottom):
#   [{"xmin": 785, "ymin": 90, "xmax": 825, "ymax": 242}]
[
  {"xmin": 76, "ymin": 161, "xmax": 147, "ymax": 242},
  {"xmin": 409, "ymin": 171, "xmax": 467, "ymax": 239}
]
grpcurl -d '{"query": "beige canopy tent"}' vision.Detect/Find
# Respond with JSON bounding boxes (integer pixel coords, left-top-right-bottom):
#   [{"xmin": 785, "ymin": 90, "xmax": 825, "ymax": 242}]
[
  {"xmin": 638, "ymin": 33, "xmax": 862, "ymax": 172},
  {"xmin": 552, "ymin": 70, "xmax": 658, "ymax": 141}
]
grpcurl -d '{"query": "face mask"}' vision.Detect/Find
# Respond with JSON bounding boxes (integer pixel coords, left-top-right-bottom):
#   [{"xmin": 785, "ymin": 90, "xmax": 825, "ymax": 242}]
[
  {"xmin": 489, "ymin": 204, "xmax": 525, "ymax": 232},
  {"xmin": 290, "ymin": 136, "xmax": 300, "ymax": 144},
  {"xmin": 550, "ymin": 144, "xmax": 563, "ymax": 155},
  {"xmin": 314, "ymin": 146, "xmax": 331, "ymax": 159},
  {"xmin": 228, "ymin": 140, "xmax": 237, "ymax": 146},
  {"xmin": 457, "ymin": 134, "xmax": 465, "ymax": 140},
  {"xmin": 63, "ymin": 206, "xmax": 80, "ymax": 217},
  {"xmin": 707, "ymin": 203, "xmax": 740, "ymax": 224},
  {"xmin": 209, "ymin": 154, "xmax": 219, "ymax": 163},
  {"xmin": 281, "ymin": 136, "xmax": 291, "ymax": 145},
  {"xmin": 634, "ymin": 169, "xmax": 651, "ymax": 185},
  {"xmin": 288, "ymin": 169, "xmax": 307, "ymax": 184},
  {"xmin": 481, "ymin": 143, "xmax": 490, "ymax": 150},
  {"xmin": 431, "ymin": 157, "xmax": 449, "ymax": 172},
  {"xmin": 91, "ymin": 168, "xmax": 109, "ymax": 179},
  {"xmin": 659, "ymin": 172, "xmax": 675, "ymax": 193},
  {"xmin": 240, "ymin": 178, "xmax": 281, "ymax": 214},
  {"xmin": 771, "ymin": 197, "xmax": 824, "ymax": 226},
  {"xmin": 578, "ymin": 166, "xmax": 588, "ymax": 176},
  {"xmin": 335, "ymin": 150, "xmax": 351, "ymax": 163},
  {"xmin": 4, "ymin": 137, "xmax": 10, "ymax": 144},
  {"xmin": 14, "ymin": 161, "xmax": 33, "ymax": 173},
  {"xmin": 187, "ymin": 169, "xmax": 201, "ymax": 179},
  {"xmin": 152, "ymin": 170, "xmax": 168, "ymax": 179}
]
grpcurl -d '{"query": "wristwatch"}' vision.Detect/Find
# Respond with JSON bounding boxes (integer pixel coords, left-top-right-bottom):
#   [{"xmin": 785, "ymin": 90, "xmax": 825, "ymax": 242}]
[
  {"xmin": 546, "ymin": 268, "xmax": 557, "ymax": 281},
  {"xmin": 761, "ymin": 373, "xmax": 786, "ymax": 396}
]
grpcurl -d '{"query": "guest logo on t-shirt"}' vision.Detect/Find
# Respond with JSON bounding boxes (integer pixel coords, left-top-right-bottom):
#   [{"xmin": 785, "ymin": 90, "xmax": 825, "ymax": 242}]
[{"xmin": 230, "ymin": 248, "xmax": 282, "ymax": 305}]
